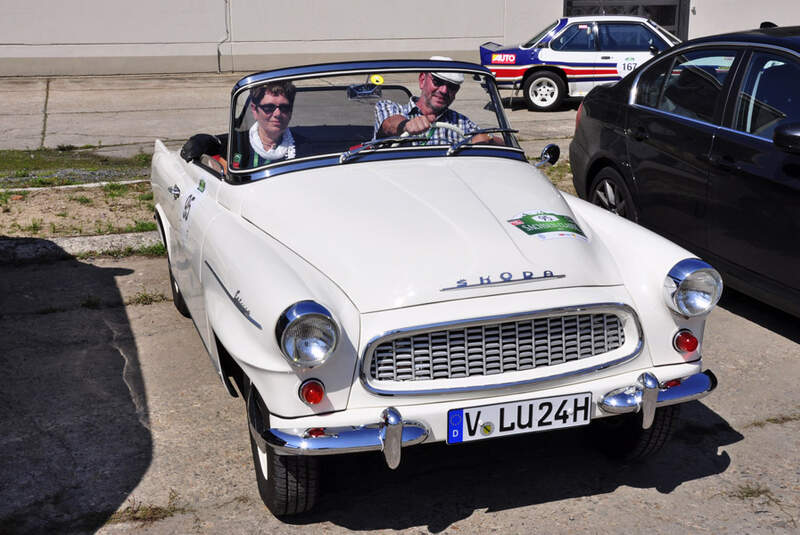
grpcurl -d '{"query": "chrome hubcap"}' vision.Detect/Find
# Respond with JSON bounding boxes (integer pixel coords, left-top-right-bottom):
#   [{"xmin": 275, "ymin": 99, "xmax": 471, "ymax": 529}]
[{"xmin": 530, "ymin": 79, "xmax": 557, "ymax": 106}]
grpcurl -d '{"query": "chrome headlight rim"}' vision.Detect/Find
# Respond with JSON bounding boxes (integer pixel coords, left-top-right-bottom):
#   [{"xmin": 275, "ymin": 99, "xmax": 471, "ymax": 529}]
[
  {"xmin": 663, "ymin": 258, "xmax": 723, "ymax": 317},
  {"xmin": 275, "ymin": 300, "xmax": 339, "ymax": 368}
]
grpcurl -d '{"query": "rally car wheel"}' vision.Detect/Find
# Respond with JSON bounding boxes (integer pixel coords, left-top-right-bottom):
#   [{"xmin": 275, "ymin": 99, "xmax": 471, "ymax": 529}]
[
  {"xmin": 247, "ymin": 384, "xmax": 319, "ymax": 516},
  {"xmin": 589, "ymin": 167, "xmax": 639, "ymax": 222},
  {"xmin": 590, "ymin": 405, "xmax": 679, "ymax": 461},
  {"xmin": 523, "ymin": 71, "xmax": 565, "ymax": 111}
]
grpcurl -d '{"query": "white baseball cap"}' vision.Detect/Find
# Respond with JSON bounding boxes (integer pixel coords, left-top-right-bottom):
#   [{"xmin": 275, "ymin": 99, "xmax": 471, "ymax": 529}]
[{"xmin": 429, "ymin": 56, "xmax": 464, "ymax": 85}]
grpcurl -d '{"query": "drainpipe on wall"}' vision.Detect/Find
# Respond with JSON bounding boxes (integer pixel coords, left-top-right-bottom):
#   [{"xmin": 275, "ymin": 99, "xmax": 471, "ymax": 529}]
[{"xmin": 217, "ymin": 0, "xmax": 232, "ymax": 73}]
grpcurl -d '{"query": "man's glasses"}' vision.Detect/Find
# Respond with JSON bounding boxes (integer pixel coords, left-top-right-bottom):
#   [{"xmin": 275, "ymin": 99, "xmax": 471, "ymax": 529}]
[
  {"xmin": 429, "ymin": 75, "xmax": 460, "ymax": 92},
  {"xmin": 255, "ymin": 102, "xmax": 293, "ymax": 114}
]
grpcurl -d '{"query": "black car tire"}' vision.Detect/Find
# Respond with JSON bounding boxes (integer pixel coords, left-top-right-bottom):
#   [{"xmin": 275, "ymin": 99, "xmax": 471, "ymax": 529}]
[
  {"xmin": 589, "ymin": 167, "xmax": 639, "ymax": 222},
  {"xmin": 523, "ymin": 71, "xmax": 566, "ymax": 111},
  {"xmin": 246, "ymin": 383, "xmax": 319, "ymax": 516},
  {"xmin": 166, "ymin": 246, "xmax": 191, "ymax": 318},
  {"xmin": 589, "ymin": 405, "xmax": 679, "ymax": 461}
]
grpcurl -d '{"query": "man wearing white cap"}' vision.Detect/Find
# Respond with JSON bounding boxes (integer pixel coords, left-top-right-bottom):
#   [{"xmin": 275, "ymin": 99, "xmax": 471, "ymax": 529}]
[{"xmin": 374, "ymin": 56, "xmax": 495, "ymax": 145}]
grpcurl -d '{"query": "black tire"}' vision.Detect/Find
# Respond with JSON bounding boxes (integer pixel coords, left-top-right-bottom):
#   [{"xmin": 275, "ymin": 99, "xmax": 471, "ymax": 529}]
[
  {"xmin": 589, "ymin": 166, "xmax": 639, "ymax": 222},
  {"xmin": 589, "ymin": 405, "xmax": 679, "ymax": 462},
  {"xmin": 167, "ymin": 248, "xmax": 191, "ymax": 318},
  {"xmin": 523, "ymin": 71, "xmax": 566, "ymax": 111},
  {"xmin": 247, "ymin": 386, "xmax": 319, "ymax": 516}
]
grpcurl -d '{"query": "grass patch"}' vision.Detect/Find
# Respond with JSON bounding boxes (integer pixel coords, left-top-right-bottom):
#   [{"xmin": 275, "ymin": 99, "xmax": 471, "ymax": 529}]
[
  {"xmin": 138, "ymin": 191, "xmax": 154, "ymax": 201},
  {"xmin": 27, "ymin": 176, "xmax": 78, "ymax": 187},
  {"xmin": 126, "ymin": 290, "xmax": 169, "ymax": 306},
  {"xmin": 127, "ymin": 220, "xmax": 157, "ymax": 233},
  {"xmin": 746, "ymin": 411, "xmax": 800, "ymax": 428},
  {"xmin": 81, "ymin": 295, "xmax": 101, "ymax": 309},
  {"xmin": 70, "ymin": 195, "xmax": 93, "ymax": 205},
  {"xmin": 103, "ymin": 182, "xmax": 129, "ymax": 198},
  {"xmin": 0, "ymin": 148, "xmax": 150, "ymax": 176},
  {"xmin": 107, "ymin": 490, "xmax": 188, "ymax": 526},
  {"xmin": 25, "ymin": 219, "xmax": 43, "ymax": 234},
  {"xmin": 75, "ymin": 242, "xmax": 166, "ymax": 260},
  {"xmin": 0, "ymin": 190, "xmax": 29, "ymax": 205}
]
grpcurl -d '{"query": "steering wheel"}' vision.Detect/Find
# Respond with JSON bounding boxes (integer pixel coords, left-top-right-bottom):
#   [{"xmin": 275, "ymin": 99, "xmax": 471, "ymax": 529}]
[{"xmin": 398, "ymin": 121, "xmax": 466, "ymax": 143}]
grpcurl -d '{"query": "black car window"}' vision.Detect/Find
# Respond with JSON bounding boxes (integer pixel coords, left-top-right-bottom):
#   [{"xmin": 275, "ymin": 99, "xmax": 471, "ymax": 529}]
[
  {"xmin": 597, "ymin": 23, "xmax": 667, "ymax": 52},
  {"xmin": 551, "ymin": 23, "xmax": 596, "ymax": 51},
  {"xmin": 733, "ymin": 52, "xmax": 800, "ymax": 140},
  {"xmin": 635, "ymin": 49, "xmax": 737, "ymax": 123}
]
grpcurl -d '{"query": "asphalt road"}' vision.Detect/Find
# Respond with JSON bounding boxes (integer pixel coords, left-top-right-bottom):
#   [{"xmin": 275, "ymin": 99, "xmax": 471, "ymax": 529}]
[{"xmin": 1, "ymin": 254, "xmax": 798, "ymax": 534}]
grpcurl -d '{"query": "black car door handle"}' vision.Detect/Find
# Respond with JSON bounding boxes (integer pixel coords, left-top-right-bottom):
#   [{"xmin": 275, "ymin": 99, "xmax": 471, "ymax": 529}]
[
  {"xmin": 626, "ymin": 126, "xmax": 649, "ymax": 141},
  {"xmin": 708, "ymin": 154, "xmax": 741, "ymax": 172}
]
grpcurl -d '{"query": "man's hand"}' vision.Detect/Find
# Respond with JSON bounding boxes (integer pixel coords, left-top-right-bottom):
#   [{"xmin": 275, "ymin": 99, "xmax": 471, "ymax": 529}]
[{"xmin": 402, "ymin": 116, "xmax": 432, "ymax": 135}]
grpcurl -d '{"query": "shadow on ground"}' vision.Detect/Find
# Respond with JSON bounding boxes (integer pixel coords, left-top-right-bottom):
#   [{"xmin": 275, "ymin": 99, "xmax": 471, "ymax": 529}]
[
  {"xmin": 286, "ymin": 401, "xmax": 740, "ymax": 532},
  {"xmin": 0, "ymin": 240, "xmax": 152, "ymax": 534},
  {"xmin": 502, "ymin": 96, "xmax": 583, "ymax": 112}
]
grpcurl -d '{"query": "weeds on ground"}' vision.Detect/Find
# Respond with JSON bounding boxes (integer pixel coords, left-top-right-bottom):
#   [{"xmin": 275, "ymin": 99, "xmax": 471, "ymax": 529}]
[
  {"xmin": 106, "ymin": 489, "xmax": 189, "ymax": 526},
  {"xmin": 102, "ymin": 182, "xmax": 129, "ymax": 198},
  {"xmin": 126, "ymin": 290, "xmax": 169, "ymax": 306},
  {"xmin": 75, "ymin": 243, "xmax": 166, "ymax": 260}
]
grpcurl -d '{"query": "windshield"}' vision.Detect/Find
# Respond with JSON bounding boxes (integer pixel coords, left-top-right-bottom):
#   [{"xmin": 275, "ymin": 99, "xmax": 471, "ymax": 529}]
[
  {"xmin": 228, "ymin": 66, "xmax": 518, "ymax": 176},
  {"xmin": 522, "ymin": 20, "xmax": 559, "ymax": 48}
]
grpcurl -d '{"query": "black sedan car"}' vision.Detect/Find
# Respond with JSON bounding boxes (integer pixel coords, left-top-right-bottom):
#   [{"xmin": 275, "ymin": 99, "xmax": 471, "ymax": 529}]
[{"xmin": 570, "ymin": 26, "xmax": 800, "ymax": 317}]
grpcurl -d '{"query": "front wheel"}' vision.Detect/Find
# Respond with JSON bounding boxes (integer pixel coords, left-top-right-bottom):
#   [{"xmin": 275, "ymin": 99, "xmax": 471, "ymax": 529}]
[
  {"xmin": 523, "ymin": 71, "xmax": 566, "ymax": 111},
  {"xmin": 247, "ymin": 386, "xmax": 319, "ymax": 516},
  {"xmin": 589, "ymin": 167, "xmax": 639, "ymax": 222},
  {"xmin": 589, "ymin": 405, "xmax": 679, "ymax": 461}
]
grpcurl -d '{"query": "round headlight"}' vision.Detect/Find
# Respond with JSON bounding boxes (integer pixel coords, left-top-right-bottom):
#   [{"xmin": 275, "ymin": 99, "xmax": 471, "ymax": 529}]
[
  {"xmin": 663, "ymin": 259, "xmax": 723, "ymax": 317},
  {"xmin": 276, "ymin": 301, "xmax": 339, "ymax": 367}
]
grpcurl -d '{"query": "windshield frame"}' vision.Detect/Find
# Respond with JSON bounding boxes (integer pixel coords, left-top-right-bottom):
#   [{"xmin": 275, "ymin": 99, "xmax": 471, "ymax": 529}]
[{"xmin": 226, "ymin": 60, "xmax": 525, "ymax": 182}]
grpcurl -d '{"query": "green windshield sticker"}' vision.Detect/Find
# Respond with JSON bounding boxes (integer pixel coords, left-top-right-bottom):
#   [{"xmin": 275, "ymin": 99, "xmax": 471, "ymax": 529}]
[{"xmin": 508, "ymin": 211, "xmax": 587, "ymax": 241}]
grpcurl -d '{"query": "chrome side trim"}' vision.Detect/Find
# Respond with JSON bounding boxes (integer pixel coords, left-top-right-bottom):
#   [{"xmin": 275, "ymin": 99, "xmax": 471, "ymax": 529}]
[
  {"xmin": 360, "ymin": 303, "xmax": 643, "ymax": 396},
  {"xmin": 204, "ymin": 260, "xmax": 262, "ymax": 330}
]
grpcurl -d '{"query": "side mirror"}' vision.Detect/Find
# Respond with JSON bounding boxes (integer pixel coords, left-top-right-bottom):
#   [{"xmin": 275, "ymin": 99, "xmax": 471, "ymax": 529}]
[
  {"xmin": 534, "ymin": 144, "xmax": 560, "ymax": 168},
  {"xmin": 773, "ymin": 121, "xmax": 800, "ymax": 154},
  {"xmin": 649, "ymin": 44, "xmax": 660, "ymax": 56}
]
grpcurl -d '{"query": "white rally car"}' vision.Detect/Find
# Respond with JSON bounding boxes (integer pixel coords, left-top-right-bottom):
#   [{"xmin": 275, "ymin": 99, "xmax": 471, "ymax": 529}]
[
  {"xmin": 480, "ymin": 15, "xmax": 680, "ymax": 110},
  {"xmin": 151, "ymin": 59, "xmax": 720, "ymax": 517}
]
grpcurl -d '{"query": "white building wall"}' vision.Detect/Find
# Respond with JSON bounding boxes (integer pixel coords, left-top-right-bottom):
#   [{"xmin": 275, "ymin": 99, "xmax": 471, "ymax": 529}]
[{"xmin": 688, "ymin": 0, "xmax": 800, "ymax": 38}]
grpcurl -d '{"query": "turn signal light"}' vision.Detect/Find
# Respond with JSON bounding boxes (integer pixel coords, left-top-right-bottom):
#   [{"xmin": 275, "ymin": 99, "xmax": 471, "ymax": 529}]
[
  {"xmin": 299, "ymin": 379, "xmax": 325, "ymax": 405},
  {"xmin": 674, "ymin": 330, "xmax": 699, "ymax": 353}
]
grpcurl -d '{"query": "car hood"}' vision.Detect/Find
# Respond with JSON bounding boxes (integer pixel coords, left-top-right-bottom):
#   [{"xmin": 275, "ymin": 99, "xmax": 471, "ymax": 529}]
[{"xmin": 241, "ymin": 156, "xmax": 623, "ymax": 312}]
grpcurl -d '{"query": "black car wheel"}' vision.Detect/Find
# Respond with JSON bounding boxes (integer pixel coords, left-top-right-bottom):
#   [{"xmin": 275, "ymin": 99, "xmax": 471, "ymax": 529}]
[
  {"xmin": 247, "ymin": 383, "xmax": 319, "ymax": 516},
  {"xmin": 588, "ymin": 405, "xmax": 679, "ymax": 461},
  {"xmin": 523, "ymin": 71, "xmax": 566, "ymax": 111},
  {"xmin": 589, "ymin": 167, "xmax": 638, "ymax": 222},
  {"xmin": 166, "ymin": 246, "xmax": 191, "ymax": 318}
]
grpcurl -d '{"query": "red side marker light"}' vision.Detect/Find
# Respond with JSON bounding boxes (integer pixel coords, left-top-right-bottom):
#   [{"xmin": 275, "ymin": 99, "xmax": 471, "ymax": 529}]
[
  {"xmin": 674, "ymin": 331, "xmax": 699, "ymax": 353},
  {"xmin": 663, "ymin": 379, "xmax": 682, "ymax": 389},
  {"xmin": 306, "ymin": 427, "xmax": 326, "ymax": 438},
  {"xmin": 300, "ymin": 379, "xmax": 325, "ymax": 405}
]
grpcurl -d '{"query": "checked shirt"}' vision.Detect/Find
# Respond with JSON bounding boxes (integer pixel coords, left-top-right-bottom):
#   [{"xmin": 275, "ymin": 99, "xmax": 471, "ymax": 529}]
[{"xmin": 373, "ymin": 97, "xmax": 478, "ymax": 145}]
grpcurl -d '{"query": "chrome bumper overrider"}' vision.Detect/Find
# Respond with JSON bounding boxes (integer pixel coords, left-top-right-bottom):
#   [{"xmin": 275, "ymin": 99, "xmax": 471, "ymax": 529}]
[
  {"xmin": 599, "ymin": 370, "xmax": 717, "ymax": 428},
  {"xmin": 251, "ymin": 407, "xmax": 429, "ymax": 470}
]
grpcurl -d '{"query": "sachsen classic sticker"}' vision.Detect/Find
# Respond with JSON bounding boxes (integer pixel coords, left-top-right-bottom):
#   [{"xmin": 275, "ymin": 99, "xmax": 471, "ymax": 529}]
[{"xmin": 508, "ymin": 211, "xmax": 587, "ymax": 240}]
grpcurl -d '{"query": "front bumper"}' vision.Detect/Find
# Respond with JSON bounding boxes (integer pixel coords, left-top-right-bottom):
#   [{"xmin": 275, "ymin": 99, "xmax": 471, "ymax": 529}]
[{"xmin": 249, "ymin": 369, "xmax": 716, "ymax": 469}]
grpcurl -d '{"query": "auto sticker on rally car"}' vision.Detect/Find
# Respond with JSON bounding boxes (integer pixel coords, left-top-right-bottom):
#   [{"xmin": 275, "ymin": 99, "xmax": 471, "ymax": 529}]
[
  {"xmin": 491, "ymin": 53, "xmax": 517, "ymax": 64},
  {"xmin": 508, "ymin": 211, "xmax": 587, "ymax": 240}
]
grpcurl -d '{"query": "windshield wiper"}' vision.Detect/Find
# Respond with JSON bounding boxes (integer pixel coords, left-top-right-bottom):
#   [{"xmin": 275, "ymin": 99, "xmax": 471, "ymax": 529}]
[
  {"xmin": 446, "ymin": 127, "xmax": 519, "ymax": 156},
  {"xmin": 339, "ymin": 135, "xmax": 430, "ymax": 163}
]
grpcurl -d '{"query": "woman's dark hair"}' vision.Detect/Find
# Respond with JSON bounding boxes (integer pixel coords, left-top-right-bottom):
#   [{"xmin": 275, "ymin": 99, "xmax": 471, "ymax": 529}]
[{"xmin": 250, "ymin": 81, "xmax": 297, "ymax": 106}]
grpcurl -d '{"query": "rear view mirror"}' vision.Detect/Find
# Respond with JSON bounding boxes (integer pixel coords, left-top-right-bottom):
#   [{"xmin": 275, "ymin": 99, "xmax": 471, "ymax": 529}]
[
  {"xmin": 534, "ymin": 144, "xmax": 560, "ymax": 168},
  {"xmin": 774, "ymin": 122, "xmax": 800, "ymax": 154}
]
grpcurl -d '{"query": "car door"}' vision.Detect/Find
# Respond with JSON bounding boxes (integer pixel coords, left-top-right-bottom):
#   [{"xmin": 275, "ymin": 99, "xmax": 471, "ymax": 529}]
[
  {"xmin": 596, "ymin": 22, "xmax": 670, "ymax": 84},
  {"xmin": 626, "ymin": 47, "xmax": 741, "ymax": 250},
  {"xmin": 539, "ymin": 21, "xmax": 598, "ymax": 97},
  {"xmin": 707, "ymin": 49, "xmax": 800, "ymax": 292}
]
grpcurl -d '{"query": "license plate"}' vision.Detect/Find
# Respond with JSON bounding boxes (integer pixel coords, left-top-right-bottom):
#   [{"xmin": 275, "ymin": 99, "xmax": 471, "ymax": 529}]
[{"xmin": 447, "ymin": 392, "xmax": 592, "ymax": 444}]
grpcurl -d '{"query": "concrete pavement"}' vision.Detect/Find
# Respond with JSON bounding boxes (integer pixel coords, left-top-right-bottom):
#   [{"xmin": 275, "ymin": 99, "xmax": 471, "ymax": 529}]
[{"xmin": 0, "ymin": 72, "xmax": 577, "ymax": 158}]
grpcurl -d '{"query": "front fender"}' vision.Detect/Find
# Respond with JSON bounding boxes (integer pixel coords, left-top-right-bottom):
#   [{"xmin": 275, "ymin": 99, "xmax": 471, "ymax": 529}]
[
  {"xmin": 202, "ymin": 211, "xmax": 360, "ymax": 418},
  {"xmin": 564, "ymin": 193, "xmax": 712, "ymax": 367}
]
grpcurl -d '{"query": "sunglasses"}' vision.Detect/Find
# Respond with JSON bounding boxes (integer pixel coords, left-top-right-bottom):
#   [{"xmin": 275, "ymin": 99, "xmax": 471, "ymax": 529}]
[
  {"xmin": 429, "ymin": 75, "xmax": 460, "ymax": 92},
  {"xmin": 254, "ymin": 102, "xmax": 293, "ymax": 114}
]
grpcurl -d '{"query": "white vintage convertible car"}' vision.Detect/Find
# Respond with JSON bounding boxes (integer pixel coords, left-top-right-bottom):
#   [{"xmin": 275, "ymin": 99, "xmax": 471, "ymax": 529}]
[{"xmin": 150, "ymin": 59, "xmax": 721, "ymax": 516}]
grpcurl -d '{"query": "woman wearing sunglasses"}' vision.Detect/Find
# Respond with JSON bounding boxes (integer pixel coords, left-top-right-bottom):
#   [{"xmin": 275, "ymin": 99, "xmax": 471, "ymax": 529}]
[{"xmin": 245, "ymin": 81, "xmax": 298, "ymax": 168}]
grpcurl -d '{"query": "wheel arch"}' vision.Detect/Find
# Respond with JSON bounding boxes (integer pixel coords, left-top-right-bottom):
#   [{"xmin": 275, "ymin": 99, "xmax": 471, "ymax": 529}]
[
  {"xmin": 585, "ymin": 157, "xmax": 633, "ymax": 200},
  {"xmin": 523, "ymin": 66, "xmax": 569, "ymax": 95}
]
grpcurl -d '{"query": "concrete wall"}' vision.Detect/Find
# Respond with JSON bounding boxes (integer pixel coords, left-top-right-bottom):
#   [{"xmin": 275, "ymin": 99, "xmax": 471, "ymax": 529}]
[
  {"xmin": 688, "ymin": 0, "xmax": 800, "ymax": 38},
  {"xmin": 0, "ymin": 0, "xmax": 561, "ymax": 76}
]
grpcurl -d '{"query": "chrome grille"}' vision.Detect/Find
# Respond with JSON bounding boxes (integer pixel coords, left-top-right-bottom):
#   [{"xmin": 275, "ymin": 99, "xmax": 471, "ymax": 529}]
[{"xmin": 369, "ymin": 312, "xmax": 625, "ymax": 382}]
